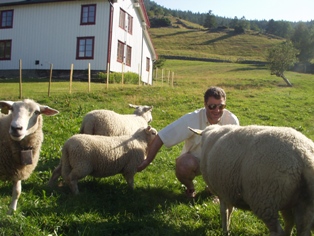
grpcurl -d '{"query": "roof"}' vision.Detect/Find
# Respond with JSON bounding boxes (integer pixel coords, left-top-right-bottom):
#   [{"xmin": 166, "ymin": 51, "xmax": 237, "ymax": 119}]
[{"xmin": 0, "ymin": 0, "xmax": 70, "ymax": 6}]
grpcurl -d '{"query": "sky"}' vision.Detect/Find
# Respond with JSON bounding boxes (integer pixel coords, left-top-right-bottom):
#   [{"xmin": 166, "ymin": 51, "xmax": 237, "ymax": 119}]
[{"xmin": 152, "ymin": 0, "xmax": 314, "ymax": 22}]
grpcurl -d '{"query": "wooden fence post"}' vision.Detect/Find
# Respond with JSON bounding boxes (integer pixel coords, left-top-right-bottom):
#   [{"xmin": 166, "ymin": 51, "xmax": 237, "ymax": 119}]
[
  {"xmin": 121, "ymin": 63, "xmax": 124, "ymax": 85},
  {"xmin": 69, "ymin": 64, "xmax": 73, "ymax": 94},
  {"xmin": 88, "ymin": 63, "xmax": 91, "ymax": 92},
  {"xmin": 106, "ymin": 63, "xmax": 110, "ymax": 89},
  {"xmin": 138, "ymin": 63, "xmax": 141, "ymax": 86},
  {"xmin": 48, "ymin": 63, "xmax": 53, "ymax": 97},
  {"xmin": 19, "ymin": 59, "xmax": 22, "ymax": 99}
]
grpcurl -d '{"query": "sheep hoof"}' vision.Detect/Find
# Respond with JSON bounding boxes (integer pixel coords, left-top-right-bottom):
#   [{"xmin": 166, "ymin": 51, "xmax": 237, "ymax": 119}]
[
  {"xmin": 185, "ymin": 189, "xmax": 196, "ymax": 198},
  {"xmin": 7, "ymin": 208, "xmax": 15, "ymax": 215}
]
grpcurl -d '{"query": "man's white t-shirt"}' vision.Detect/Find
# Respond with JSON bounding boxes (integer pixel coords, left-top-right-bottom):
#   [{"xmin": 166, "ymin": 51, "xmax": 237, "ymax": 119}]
[{"xmin": 158, "ymin": 108, "xmax": 239, "ymax": 160}]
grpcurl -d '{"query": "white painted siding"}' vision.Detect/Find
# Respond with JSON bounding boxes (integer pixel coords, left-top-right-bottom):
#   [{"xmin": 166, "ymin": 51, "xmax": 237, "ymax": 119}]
[
  {"xmin": 0, "ymin": 1, "xmax": 110, "ymax": 70},
  {"xmin": 109, "ymin": 0, "xmax": 154, "ymax": 84},
  {"xmin": 0, "ymin": 0, "xmax": 156, "ymax": 84}
]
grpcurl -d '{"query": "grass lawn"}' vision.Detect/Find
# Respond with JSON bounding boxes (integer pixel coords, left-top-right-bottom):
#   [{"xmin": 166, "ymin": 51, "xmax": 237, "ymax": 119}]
[{"xmin": 0, "ymin": 60, "xmax": 313, "ymax": 235}]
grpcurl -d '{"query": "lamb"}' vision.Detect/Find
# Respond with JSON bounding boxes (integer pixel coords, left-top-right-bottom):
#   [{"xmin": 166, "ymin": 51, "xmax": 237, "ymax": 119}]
[
  {"xmin": 48, "ymin": 126, "xmax": 158, "ymax": 194},
  {"xmin": 79, "ymin": 104, "xmax": 153, "ymax": 136},
  {"xmin": 189, "ymin": 125, "xmax": 314, "ymax": 235},
  {"xmin": 0, "ymin": 99, "xmax": 59, "ymax": 214}
]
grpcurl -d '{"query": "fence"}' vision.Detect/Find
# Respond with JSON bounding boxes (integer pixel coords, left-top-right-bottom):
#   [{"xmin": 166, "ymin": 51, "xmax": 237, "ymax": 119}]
[{"xmin": 14, "ymin": 60, "xmax": 176, "ymax": 98}]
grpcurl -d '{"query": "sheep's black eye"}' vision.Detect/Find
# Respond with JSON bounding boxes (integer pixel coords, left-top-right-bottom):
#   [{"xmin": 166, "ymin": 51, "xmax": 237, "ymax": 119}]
[{"xmin": 34, "ymin": 110, "xmax": 41, "ymax": 115}]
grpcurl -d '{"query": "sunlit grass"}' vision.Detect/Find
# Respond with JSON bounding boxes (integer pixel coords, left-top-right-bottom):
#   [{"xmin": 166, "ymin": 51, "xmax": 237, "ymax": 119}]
[{"xmin": 0, "ymin": 60, "xmax": 313, "ymax": 235}]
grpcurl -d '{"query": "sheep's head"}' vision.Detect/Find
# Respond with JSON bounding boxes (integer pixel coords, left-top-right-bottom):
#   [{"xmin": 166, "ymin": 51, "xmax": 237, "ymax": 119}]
[
  {"xmin": 145, "ymin": 125, "xmax": 158, "ymax": 144},
  {"xmin": 129, "ymin": 104, "xmax": 153, "ymax": 123},
  {"xmin": 0, "ymin": 99, "xmax": 59, "ymax": 141}
]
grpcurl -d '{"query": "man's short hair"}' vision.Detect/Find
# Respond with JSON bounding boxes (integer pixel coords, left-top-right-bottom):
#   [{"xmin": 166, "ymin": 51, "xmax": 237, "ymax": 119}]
[{"xmin": 204, "ymin": 86, "xmax": 226, "ymax": 102}]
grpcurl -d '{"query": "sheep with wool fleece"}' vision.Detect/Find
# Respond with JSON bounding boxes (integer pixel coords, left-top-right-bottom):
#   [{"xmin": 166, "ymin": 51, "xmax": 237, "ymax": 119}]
[
  {"xmin": 80, "ymin": 104, "xmax": 153, "ymax": 136},
  {"xmin": 48, "ymin": 126, "xmax": 158, "ymax": 194},
  {"xmin": 189, "ymin": 124, "xmax": 314, "ymax": 236},
  {"xmin": 0, "ymin": 99, "xmax": 59, "ymax": 214}
]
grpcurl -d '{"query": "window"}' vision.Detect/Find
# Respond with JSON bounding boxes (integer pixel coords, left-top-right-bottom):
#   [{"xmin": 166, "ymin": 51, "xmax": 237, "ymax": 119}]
[
  {"xmin": 0, "ymin": 10, "xmax": 13, "ymax": 29},
  {"xmin": 126, "ymin": 45, "xmax": 132, "ymax": 66},
  {"xmin": 127, "ymin": 14, "xmax": 133, "ymax": 34},
  {"xmin": 117, "ymin": 40, "xmax": 124, "ymax": 63},
  {"xmin": 76, "ymin": 37, "xmax": 94, "ymax": 59},
  {"xmin": 0, "ymin": 40, "xmax": 12, "ymax": 60},
  {"xmin": 146, "ymin": 57, "xmax": 150, "ymax": 71},
  {"xmin": 119, "ymin": 8, "xmax": 126, "ymax": 29},
  {"xmin": 119, "ymin": 8, "xmax": 133, "ymax": 34},
  {"xmin": 80, "ymin": 4, "xmax": 96, "ymax": 25}
]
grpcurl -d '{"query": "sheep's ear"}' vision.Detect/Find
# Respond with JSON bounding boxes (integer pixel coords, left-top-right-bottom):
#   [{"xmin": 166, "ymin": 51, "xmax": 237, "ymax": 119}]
[
  {"xmin": 0, "ymin": 101, "xmax": 14, "ymax": 114},
  {"xmin": 129, "ymin": 104, "xmax": 138, "ymax": 108},
  {"xmin": 188, "ymin": 127, "xmax": 203, "ymax": 136},
  {"xmin": 146, "ymin": 106, "xmax": 153, "ymax": 111},
  {"xmin": 40, "ymin": 106, "xmax": 59, "ymax": 116}
]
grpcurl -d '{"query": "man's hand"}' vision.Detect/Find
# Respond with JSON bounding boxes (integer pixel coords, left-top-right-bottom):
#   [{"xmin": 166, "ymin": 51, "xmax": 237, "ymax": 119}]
[{"xmin": 137, "ymin": 159, "xmax": 151, "ymax": 172}]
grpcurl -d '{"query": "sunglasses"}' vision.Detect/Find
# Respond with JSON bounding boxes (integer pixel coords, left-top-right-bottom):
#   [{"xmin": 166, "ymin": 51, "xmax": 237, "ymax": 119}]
[{"xmin": 207, "ymin": 104, "xmax": 226, "ymax": 110}]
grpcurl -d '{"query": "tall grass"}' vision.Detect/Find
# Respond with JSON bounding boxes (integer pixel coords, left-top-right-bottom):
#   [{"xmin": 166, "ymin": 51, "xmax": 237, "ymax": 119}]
[{"xmin": 0, "ymin": 60, "xmax": 313, "ymax": 235}]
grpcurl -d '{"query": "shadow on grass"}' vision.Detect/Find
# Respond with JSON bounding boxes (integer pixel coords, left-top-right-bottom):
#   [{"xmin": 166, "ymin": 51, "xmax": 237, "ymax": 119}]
[
  {"xmin": 154, "ymin": 29, "xmax": 198, "ymax": 38},
  {"xmin": 0, "ymin": 179, "xmax": 214, "ymax": 235},
  {"xmin": 228, "ymin": 64, "xmax": 267, "ymax": 72}
]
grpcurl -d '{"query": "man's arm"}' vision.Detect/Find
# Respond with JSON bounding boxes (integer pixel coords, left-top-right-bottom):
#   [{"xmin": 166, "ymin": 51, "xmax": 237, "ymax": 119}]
[{"xmin": 137, "ymin": 134, "xmax": 164, "ymax": 172}]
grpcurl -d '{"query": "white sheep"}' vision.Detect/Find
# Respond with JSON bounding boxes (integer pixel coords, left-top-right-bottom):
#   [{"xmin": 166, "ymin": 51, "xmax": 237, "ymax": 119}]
[
  {"xmin": 0, "ymin": 99, "xmax": 59, "ymax": 214},
  {"xmin": 79, "ymin": 104, "xmax": 153, "ymax": 136},
  {"xmin": 189, "ymin": 125, "xmax": 314, "ymax": 235},
  {"xmin": 48, "ymin": 126, "xmax": 157, "ymax": 194}
]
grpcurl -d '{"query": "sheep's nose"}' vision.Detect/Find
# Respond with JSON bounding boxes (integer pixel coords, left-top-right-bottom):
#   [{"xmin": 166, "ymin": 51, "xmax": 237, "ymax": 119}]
[{"xmin": 11, "ymin": 125, "xmax": 23, "ymax": 133}]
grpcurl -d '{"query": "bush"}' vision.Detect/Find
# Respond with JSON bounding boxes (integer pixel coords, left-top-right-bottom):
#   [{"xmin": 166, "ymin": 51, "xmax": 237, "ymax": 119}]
[
  {"xmin": 150, "ymin": 17, "xmax": 171, "ymax": 28},
  {"xmin": 97, "ymin": 71, "xmax": 140, "ymax": 84}
]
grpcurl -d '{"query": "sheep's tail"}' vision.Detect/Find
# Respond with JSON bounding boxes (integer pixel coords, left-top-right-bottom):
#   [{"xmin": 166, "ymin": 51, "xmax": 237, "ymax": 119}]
[
  {"xmin": 79, "ymin": 120, "xmax": 95, "ymax": 134},
  {"xmin": 47, "ymin": 162, "xmax": 62, "ymax": 187},
  {"xmin": 60, "ymin": 148, "xmax": 72, "ymax": 181}
]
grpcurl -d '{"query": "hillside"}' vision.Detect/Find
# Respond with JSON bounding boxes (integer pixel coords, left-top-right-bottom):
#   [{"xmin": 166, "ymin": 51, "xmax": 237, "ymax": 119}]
[{"xmin": 149, "ymin": 17, "xmax": 284, "ymax": 63}]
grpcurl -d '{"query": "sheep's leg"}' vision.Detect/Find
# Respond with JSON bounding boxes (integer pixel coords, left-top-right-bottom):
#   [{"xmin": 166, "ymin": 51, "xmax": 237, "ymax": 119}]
[
  {"xmin": 220, "ymin": 201, "xmax": 233, "ymax": 235},
  {"xmin": 122, "ymin": 171, "xmax": 135, "ymax": 189},
  {"xmin": 293, "ymin": 201, "xmax": 313, "ymax": 236},
  {"xmin": 280, "ymin": 209, "xmax": 294, "ymax": 235},
  {"xmin": 48, "ymin": 164, "xmax": 62, "ymax": 187},
  {"xmin": 255, "ymin": 210, "xmax": 285, "ymax": 236},
  {"xmin": 67, "ymin": 169, "xmax": 91, "ymax": 195},
  {"xmin": 8, "ymin": 180, "xmax": 22, "ymax": 215}
]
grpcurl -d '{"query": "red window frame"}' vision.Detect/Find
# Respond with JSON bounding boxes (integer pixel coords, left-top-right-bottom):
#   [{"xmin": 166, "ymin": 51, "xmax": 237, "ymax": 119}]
[
  {"xmin": 0, "ymin": 40, "xmax": 12, "ymax": 60},
  {"xmin": 80, "ymin": 4, "xmax": 96, "ymax": 25},
  {"xmin": 117, "ymin": 40, "xmax": 124, "ymax": 63},
  {"xmin": 127, "ymin": 14, "xmax": 133, "ymax": 34},
  {"xmin": 119, "ymin": 8, "xmax": 126, "ymax": 30},
  {"xmin": 0, "ymin": 10, "xmax": 13, "ymax": 29},
  {"xmin": 126, "ymin": 45, "xmax": 132, "ymax": 66},
  {"xmin": 76, "ymin": 37, "xmax": 95, "ymax": 59},
  {"xmin": 146, "ymin": 57, "xmax": 150, "ymax": 71}
]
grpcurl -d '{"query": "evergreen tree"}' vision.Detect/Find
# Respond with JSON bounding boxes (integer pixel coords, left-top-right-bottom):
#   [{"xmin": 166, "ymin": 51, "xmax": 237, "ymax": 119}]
[{"xmin": 203, "ymin": 10, "xmax": 216, "ymax": 29}]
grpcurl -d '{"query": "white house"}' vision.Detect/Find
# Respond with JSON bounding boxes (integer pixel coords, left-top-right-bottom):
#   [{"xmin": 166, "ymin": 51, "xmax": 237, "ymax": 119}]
[{"xmin": 0, "ymin": 0, "xmax": 157, "ymax": 84}]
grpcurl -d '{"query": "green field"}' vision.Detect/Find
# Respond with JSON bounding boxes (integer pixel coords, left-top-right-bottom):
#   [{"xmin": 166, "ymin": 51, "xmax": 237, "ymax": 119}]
[{"xmin": 0, "ymin": 59, "xmax": 313, "ymax": 235}]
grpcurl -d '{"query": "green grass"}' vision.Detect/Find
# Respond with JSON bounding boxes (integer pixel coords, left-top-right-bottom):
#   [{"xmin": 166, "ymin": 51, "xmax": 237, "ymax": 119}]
[
  {"xmin": 0, "ymin": 60, "xmax": 313, "ymax": 235},
  {"xmin": 150, "ymin": 27, "xmax": 283, "ymax": 62}
]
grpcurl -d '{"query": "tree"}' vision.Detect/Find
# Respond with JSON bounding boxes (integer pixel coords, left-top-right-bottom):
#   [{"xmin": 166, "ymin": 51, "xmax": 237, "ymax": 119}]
[
  {"xmin": 290, "ymin": 22, "xmax": 314, "ymax": 64},
  {"xmin": 203, "ymin": 10, "xmax": 216, "ymax": 29},
  {"xmin": 266, "ymin": 41, "xmax": 299, "ymax": 87},
  {"xmin": 153, "ymin": 57, "xmax": 166, "ymax": 69}
]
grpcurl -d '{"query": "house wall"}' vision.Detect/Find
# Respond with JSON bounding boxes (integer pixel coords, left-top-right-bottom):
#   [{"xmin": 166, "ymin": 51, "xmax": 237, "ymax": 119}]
[
  {"xmin": 0, "ymin": 0, "xmax": 156, "ymax": 84},
  {"xmin": 109, "ymin": 0, "xmax": 154, "ymax": 84},
  {"xmin": 0, "ymin": 1, "xmax": 110, "ymax": 71}
]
